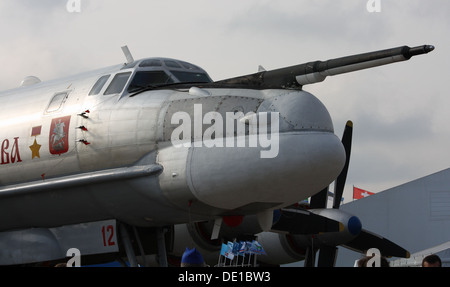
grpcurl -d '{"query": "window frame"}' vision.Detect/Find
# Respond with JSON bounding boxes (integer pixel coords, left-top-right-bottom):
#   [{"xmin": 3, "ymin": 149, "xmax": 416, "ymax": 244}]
[
  {"xmin": 104, "ymin": 72, "xmax": 132, "ymax": 95},
  {"xmin": 45, "ymin": 91, "xmax": 70, "ymax": 113},
  {"xmin": 89, "ymin": 74, "xmax": 111, "ymax": 96}
]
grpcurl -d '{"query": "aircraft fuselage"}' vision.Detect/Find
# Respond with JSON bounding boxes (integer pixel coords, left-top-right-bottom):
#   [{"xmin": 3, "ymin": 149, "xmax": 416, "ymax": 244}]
[{"xmin": 0, "ymin": 57, "xmax": 345, "ymax": 232}]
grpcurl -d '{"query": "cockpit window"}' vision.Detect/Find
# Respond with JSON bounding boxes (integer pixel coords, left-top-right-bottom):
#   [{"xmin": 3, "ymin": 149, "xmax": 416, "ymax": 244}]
[
  {"xmin": 164, "ymin": 60, "xmax": 182, "ymax": 69},
  {"xmin": 104, "ymin": 72, "xmax": 131, "ymax": 95},
  {"xmin": 127, "ymin": 71, "xmax": 174, "ymax": 93},
  {"xmin": 179, "ymin": 61, "xmax": 201, "ymax": 70},
  {"xmin": 89, "ymin": 75, "xmax": 110, "ymax": 96},
  {"xmin": 139, "ymin": 59, "xmax": 162, "ymax": 67},
  {"xmin": 170, "ymin": 71, "xmax": 211, "ymax": 83}
]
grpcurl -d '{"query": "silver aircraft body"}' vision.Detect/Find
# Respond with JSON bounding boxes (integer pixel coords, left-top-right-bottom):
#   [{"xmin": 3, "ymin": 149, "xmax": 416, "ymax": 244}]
[{"xmin": 0, "ymin": 45, "xmax": 434, "ymax": 266}]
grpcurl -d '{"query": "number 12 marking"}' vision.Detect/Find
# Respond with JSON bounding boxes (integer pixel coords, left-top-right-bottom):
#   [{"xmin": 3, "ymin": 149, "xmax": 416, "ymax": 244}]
[{"xmin": 102, "ymin": 225, "xmax": 116, "ymax": 247}]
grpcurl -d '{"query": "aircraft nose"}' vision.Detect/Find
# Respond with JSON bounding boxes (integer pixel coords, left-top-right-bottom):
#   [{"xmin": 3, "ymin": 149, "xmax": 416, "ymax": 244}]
[
  {"xmin": 258, "ymin": 90, "xmax": 334, "ymax": 133},
  {"xmin": 183, "ymin": 91, "xmax": 345, "ymax": 211}
]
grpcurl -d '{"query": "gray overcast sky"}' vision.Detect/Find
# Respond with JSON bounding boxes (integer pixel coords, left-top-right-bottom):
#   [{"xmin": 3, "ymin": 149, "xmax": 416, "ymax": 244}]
[{"xmin": 0, "ymin": 0, "xmax": 448, "ymax": 203}]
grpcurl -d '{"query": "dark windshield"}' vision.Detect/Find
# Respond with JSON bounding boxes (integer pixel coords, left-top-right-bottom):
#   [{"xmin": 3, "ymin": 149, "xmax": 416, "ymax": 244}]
[
  {"xmin": 170, "ymin": 71, "xmax": 211, "ymax": 83},
  {"xmin": 127, "ymin": 71, "xmax": 174, "ymax": 93}
]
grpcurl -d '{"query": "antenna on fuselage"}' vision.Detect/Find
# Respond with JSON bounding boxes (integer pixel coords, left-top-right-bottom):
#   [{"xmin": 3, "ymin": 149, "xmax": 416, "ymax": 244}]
[{"xmin": 121, "ymin": 45, "xmax": 135, "ymax": 64}]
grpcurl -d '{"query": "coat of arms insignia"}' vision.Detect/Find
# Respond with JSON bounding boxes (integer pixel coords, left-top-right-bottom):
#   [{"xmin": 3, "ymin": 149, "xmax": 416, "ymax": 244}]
[{"xmin": 49, "ymin": 116, "xmax": 71, "ymax": 155}]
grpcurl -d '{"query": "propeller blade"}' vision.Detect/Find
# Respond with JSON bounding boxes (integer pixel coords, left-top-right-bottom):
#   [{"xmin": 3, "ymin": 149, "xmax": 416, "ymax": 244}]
[
  {"xmin": 333, "ymin": 120, "xmax": 353, "ymax": 209},
  {"xmin": 343, "ymin": 229, "xmax": 410, "ymax": 258},
  {"xmin": 271, "ymin": 208, "xmax": 343, "ymax": 235},
  {"xmin": 304, "ymin": 246, "xmax": 317, "ymax": 267},
  {"xmin": 317, "ymin": 245, "xmax": 338, "ymax": 267}
]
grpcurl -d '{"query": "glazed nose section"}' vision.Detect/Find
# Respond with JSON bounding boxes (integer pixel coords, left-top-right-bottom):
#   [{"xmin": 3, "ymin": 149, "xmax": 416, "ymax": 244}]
[{"xmin": 259, "ymin": 90, "xmax": 334, "ymax": 133}]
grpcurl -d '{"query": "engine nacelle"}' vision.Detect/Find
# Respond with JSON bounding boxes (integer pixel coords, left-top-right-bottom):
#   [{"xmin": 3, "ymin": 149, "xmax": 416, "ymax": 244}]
[
  {"xmin": 171, "ymin": 223, "xmax": 221, "ymax": 265},
  {"xmin": 171, "ymin": 225, "xmax": 310, "ymax": 266},
  {"xmin": 170, "ymin": 209, "xmax": 362, "ymax": 266},
  {"xmin": 255, "ymin": 232, "xmax": 307, "ymax": 265},
  {"xmin": 171, "ymin": 211, "xmax": 274, "ymax": 265}
]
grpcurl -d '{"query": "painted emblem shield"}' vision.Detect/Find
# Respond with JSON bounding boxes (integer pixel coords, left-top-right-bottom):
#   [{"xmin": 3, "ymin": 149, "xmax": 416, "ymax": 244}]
[{"xmin": 49, "ymin": 116, "xmax": 71, "ymax": 155}]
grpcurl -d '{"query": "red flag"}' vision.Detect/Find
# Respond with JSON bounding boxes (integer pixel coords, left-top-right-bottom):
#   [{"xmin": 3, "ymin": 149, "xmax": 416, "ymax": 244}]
[{"xmin": 353, "ymin": 186, "xmax": 374, "ymax": 200}]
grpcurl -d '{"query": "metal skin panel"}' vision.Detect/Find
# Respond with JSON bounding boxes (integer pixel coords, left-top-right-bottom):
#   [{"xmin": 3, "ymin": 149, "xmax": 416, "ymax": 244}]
[
  {"xmin": 0, "ymin": 219, "xmax": 118, "ymax": 265},
  {"xmin": 76, "ymin": 95, "xmax": 163, "ymax": 171},
  {"xmin": 0, "ymin": 91, "xmax": 80, "ymax": 184},
  {"xmin": 162, "ymin": 93, "xmax": 264, "ymax": 143},
  {"xmin": 187, "ymin": 132, "xmax": 344, "ymax": 211},
  {"xmin": 183, "ymin": 90, "xmax": 340, "ymax": 211},
  {"xmin": 157, "ymin": 89, "xmax": 345, "ymax": 215},
  {"xmin": 157, "ymin": 143, "xmax": 191, "ymax": 211},
  {"xmin": 0, "ymin": 228, "xmax": 62, "ymax": 265}
]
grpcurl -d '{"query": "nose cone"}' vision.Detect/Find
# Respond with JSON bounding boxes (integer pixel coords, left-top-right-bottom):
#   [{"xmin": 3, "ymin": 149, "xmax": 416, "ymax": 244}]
[
  {"xmin": 186, "ymin": 91, "xmax": 346, "ymax": 211},
  {"xmin": 309, "ymin": 209, "xmax": 362, "ymax": 246},
  {"xmin": 260, "ymin": 90, "xmax": 334, "ymax": 133},
  {"xmin": 348, "ymin": 216, "xmax": 362, "ymax": 236},
  {"xmin": 188, "ymin": 133, "xmax": 345, "ymax": 210}
]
